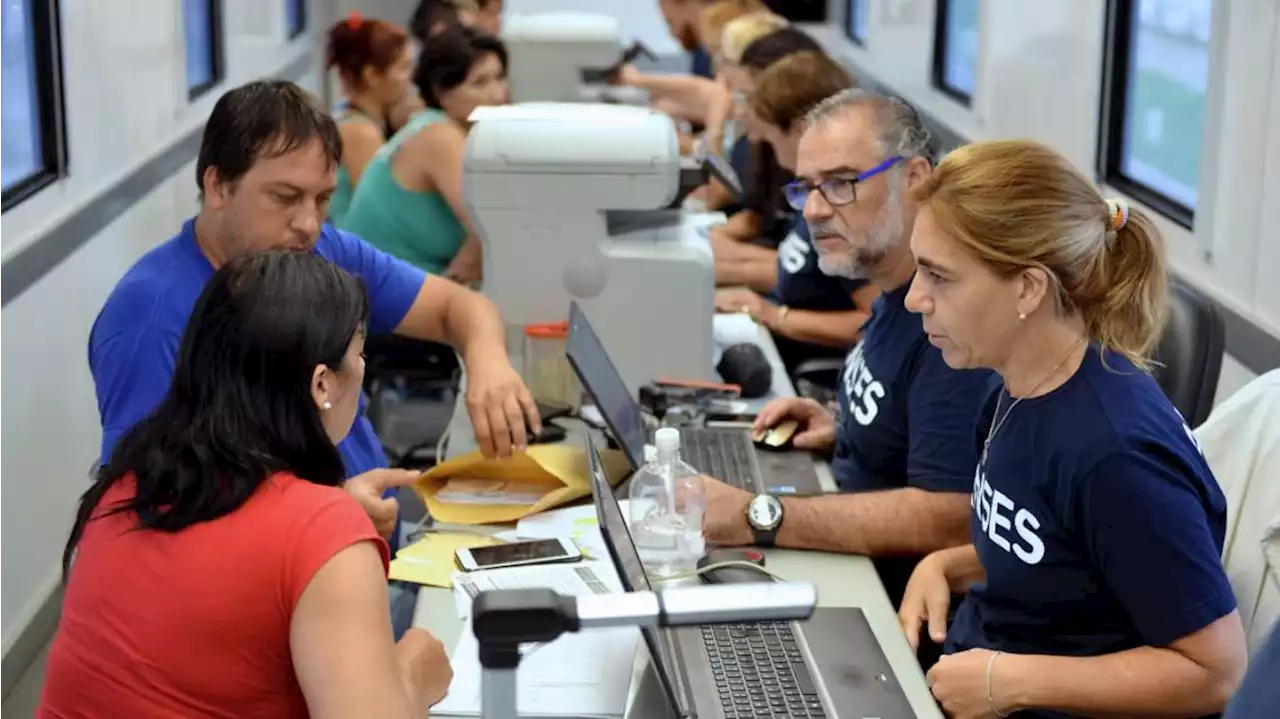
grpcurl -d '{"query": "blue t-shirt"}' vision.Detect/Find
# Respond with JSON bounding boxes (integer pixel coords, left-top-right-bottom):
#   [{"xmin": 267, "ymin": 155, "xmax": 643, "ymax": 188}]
[
  {"xmin": 831, "ymin": 279, "xmax": 992, "ymax": 604},
  {"xmin": 89, "ymin": 220, "xmax": 425, "ymax": 545},
  {"xmin": 946, "ymin": 348, "xmax": 1236, "ymax": 717}
]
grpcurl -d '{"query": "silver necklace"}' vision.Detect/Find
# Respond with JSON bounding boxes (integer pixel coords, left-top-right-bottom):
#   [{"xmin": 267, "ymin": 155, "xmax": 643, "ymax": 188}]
[{"xmin": 981, "ymin": 339, "xmax": 1085, "ymax": 468}]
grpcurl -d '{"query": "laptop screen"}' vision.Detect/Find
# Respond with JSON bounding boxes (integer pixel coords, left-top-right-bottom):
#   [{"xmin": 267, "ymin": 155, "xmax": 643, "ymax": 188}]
[
  {"xmin": 566, "ymin": 302, "xmax": 648, "ymax": 469},
  {"xmin": 587, "ymin": 435, "xmax": 688, "ymax": 716}
]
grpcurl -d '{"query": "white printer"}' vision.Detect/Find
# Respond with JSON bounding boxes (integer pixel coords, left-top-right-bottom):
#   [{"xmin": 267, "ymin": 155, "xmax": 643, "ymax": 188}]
[
  {"xmin": 502, "ymin": 12, "xmax": 646, "ymax": 105},
  {"xmin": 463, "ymin": 102, "xmax": 717, "ymax": 395}
]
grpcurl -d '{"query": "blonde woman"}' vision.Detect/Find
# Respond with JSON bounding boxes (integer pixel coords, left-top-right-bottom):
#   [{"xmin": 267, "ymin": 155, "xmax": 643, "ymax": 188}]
[{"xmin": 900, "ymin": 140, "xmax": 1246, "ymax": 718}]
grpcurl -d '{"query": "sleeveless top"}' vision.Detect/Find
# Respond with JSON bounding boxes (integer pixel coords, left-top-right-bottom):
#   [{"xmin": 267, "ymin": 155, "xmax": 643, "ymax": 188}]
[{"xmin": 336, "ymin": 109, "xmax": 467, "ymax": 275}]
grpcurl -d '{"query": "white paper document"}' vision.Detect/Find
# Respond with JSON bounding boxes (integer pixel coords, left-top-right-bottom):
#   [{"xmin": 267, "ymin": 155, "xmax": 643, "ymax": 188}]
[
  {"xmin": 514, "ymin": 502, "xmax": 629, "ymax": 562},
  {"xmin": 713, "ymin": 313, "xmax": 761, "ymax": 349},
  {"xmin": 451, "ymin": 560, "xmax": 623, "ymax": 619},
  {"xmin": 432, "ymin": 614, "xmax": 639, "ymax": 718}
]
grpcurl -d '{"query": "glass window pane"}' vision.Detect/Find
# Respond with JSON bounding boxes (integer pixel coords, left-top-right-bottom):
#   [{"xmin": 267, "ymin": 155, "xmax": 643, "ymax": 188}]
[
  {"xmin": 1120, "ymin": 0, "xmax": 1212, "ymax": 209},
  {"xmin": 287, "ymin": 0, "xmax": 305, "ymax": 37},
  {"xmin": 942, "ymin": 0, "xmax": 979, "ymax": 97},
  {"xmin": 847, "ymin": 0, "xmax": 870, "ymax": 43},
  {"xmin": 184, "ymin": 0, "xmax": 215, "ymax": 91},
  {"xmin": 1, "ymin": 0, "xmax": 45, "ymax": 192}
]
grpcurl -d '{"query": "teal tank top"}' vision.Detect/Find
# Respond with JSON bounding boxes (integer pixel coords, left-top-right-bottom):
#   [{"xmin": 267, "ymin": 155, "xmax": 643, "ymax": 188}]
[
  {"xmin": 328, "ymin": 110, "xmax": 369, "ymax": 227},
  {"xmin": 336, "ymin": 109, "xmax": 467, "ymax": 275}
]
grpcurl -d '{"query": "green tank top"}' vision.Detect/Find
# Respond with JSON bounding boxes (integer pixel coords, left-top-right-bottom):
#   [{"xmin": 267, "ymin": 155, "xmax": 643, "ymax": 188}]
[
  {"xmin": 336, "ymin": 109, "xmax": 467, "ymax": 275},
  {"xmin": 328, "ymin": 111, "xmax": 368, "ymax": 227}
]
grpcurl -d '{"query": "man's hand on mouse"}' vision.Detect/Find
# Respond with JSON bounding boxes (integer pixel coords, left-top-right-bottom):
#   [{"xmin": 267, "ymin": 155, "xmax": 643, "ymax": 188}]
[
  {"xmin": 752, "ymin": 398, "xmax": 837, "ymax": 452},
  {"xmin": 700, "ymin": 476, "xmax": 755, "ymax": 546}
]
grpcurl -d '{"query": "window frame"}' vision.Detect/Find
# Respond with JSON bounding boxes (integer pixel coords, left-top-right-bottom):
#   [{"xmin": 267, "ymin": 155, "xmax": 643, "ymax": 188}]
[
  {"xmin": 185, "ymin": 0, "xmax": 225, "ymax": 101},
  {"xmin": 1096, "ymin": 0, "xmax": 1198, "ymax": 229},
  {"xmin": 287, "ymin": 0, "xmax": 307, "ymax": 40},
  {"xmin": 2, "ymin": 0, "xmax": 68, "ymax": 212},
  {"xmin": 930, "ymin": 0, "xmax": 973, "ymax": 107},
  {"xmin": 845, "ymin": 0, "xmax": 868, "ymax": 47}
]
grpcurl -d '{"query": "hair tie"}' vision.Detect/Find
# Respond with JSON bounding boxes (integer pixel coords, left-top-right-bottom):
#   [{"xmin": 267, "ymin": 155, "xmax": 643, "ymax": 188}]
[
  {"xmin": 346, "ymin": 11, "xmax": 363, "ymax": 31},
  {"xmin": 1106, "ymin": 198, "xmax": 1129, "ymax": 232}
]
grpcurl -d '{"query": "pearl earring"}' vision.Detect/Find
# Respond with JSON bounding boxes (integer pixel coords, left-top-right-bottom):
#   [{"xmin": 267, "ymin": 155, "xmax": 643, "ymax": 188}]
[
  {"xmin": 321, "ymin": 401, "xmax": 332, "ymax": 411},
  {"xmin": 1017, "ymin": 312, "xmax": 1026, "ymax": 322}
]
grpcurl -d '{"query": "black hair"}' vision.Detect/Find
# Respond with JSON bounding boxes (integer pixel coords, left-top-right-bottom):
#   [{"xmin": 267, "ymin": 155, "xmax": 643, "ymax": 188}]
[
  {"xmin": 195, "ymin": 81, "xmax": 342, "ymax": 193},
  {"xmin": 410, "ymin": 0, "xmax": 461, "ymax": 43},
  {"xmin": 414, "ymin": 25, "xmax": 508, "ymax": 109},
  {"xmin": 739, "ymin": 28, "xmax": 822, "ymax": 73},
  {"xmin": 62, "ymin": 251, "xmax": 370, "ymax": 579}
]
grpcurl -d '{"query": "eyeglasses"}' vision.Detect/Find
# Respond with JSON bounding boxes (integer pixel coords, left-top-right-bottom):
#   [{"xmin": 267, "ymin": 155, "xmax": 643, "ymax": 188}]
[{"xmin": 783, "ymin": 156, "xmax": 905, "ymax": 211}]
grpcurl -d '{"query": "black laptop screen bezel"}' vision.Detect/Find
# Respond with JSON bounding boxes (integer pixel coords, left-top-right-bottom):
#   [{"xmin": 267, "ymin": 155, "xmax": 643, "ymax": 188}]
[{"xmin": 566, "ymin": 301, "xmax": 648, "ymax": 470}]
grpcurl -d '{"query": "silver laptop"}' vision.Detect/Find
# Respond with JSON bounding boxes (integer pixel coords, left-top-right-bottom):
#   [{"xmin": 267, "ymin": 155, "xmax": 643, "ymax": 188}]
[
  {"xmin": 565, "ymin": 301, "xmax": 824, "ymax": 496},
  {"xmin": 586, "ymin": 435, "xmax": 914, "ymax": 719}
]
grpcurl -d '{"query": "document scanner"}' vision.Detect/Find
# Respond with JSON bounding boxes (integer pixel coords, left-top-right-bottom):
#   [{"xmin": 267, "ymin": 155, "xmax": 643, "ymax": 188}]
[
  {"xmin": 463, "ymin": 103, "xmax": 717, "ymax": 395},
  {"xmin": 502, "ymin": 12, "xmax": 645, "ymax": 105}
]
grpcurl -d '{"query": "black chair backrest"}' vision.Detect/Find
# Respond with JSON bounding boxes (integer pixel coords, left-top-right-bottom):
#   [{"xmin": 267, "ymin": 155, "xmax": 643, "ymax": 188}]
[{"xmin": 1151, "ymin": 279, "xmax": 1225, "ymax": 428}]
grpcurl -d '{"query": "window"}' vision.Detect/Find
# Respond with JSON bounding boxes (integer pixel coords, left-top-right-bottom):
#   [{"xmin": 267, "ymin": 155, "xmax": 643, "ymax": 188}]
[
  {"xmin": 931, "ymin": 0, "xmax": 979, "ymax": 104},
  {"xmin": 845, "ymin": 0, "xmax": 870, "ymax": 45},
  {"xmin": 1100, "ymin": 0, "xmax": 1212, "ymax": 225},
  {"xmin": 2, "ymin": 0, "xmax": 64, "ymax": 210},
  {"xmin": 183, "ymin": 0, "xmax": 222, "ymax": 99},
  {"xmin": 286, "ymin": 0, "xmax": 306, "ymax": 39}
]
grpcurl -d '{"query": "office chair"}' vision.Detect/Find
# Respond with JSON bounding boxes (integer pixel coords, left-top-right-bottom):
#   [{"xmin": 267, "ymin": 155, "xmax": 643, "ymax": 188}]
[
  {"xmin": 1152, "ymin": 278, "xmax": 1226, "ymax": 429},
  {"xmin": 363, "ymin": 334, "xmax": 462, "ymax": 469}
]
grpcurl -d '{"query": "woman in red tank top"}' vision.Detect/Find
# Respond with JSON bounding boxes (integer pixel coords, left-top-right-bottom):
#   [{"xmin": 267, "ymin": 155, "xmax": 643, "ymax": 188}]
[{"xmin": 40, "ymin": 251, "xmax": 451, "ymax": 718}]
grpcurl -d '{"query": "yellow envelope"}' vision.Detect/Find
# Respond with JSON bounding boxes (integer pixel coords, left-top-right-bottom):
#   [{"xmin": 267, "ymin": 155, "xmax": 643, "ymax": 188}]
[
  {"xmin": 415, "ymin": 444, "xmax": 631, "ymax": 525},
  {"xmin": 388, "ymin": 531, "xmax": 505, "ymax": 588}
]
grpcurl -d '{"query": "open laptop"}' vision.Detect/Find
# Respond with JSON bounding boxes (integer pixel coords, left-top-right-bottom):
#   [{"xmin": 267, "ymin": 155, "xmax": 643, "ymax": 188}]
[
  {"xmin": 587, "ymin": 435, "xmax": 914, "ymax": 719},
  {"xmin": 566, "ymin": 300, "xmax": 823, "ymax": 495}
]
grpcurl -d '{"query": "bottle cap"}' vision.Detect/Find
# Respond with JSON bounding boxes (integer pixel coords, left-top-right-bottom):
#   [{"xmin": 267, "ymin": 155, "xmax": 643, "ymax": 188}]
[
  {"xmin": 643, "ymin": 445, "xmax": 658, "ymax": 464},
  {"xmin": 654, "ymin": 427, "xmax": 681, "ymax": 454}
]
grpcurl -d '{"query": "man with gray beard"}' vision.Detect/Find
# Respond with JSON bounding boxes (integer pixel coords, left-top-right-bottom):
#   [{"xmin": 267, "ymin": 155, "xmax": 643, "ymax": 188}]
[{"xmin": 699, "ymin": 90, "xmax": 995, "ymax": 618}]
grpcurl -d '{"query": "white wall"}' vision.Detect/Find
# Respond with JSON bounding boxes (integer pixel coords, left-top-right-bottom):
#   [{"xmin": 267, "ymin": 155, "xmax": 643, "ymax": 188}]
[
  {"xmin": 0, "ymin": 0, "xmax": 325, "ymax": 654},
  {"xmin": 811, "ymin": 0, "xmax": 1280, "ymax": 395}
]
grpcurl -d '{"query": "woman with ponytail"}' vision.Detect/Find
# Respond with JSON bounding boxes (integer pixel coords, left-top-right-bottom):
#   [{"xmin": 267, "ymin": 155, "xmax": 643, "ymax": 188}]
[
  {"xmin": 897, "ymin": 139, "xmax": 1245, "ymax": 718},
  {"xmin": 326, "ymin": 14, "xmax": 414, "ymax": 225}
]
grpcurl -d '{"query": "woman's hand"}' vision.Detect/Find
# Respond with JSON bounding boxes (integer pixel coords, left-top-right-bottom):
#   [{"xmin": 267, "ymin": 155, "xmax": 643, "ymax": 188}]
[
  {"xmin": 927, "ymin": 649, "xmax": 1014, "ymax": 719},
  {"xmin": 395, "ymin": 628, "xmax": 454, "ymax": 711},
  {"xmin": 899, "ymin": 550, "xmax": 954, "ymax": 652}
]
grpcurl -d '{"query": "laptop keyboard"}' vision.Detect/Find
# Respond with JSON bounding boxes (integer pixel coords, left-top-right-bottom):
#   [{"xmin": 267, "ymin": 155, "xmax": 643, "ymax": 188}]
[
  {"xmin": 680, "ymin": 429, "xmax": 759, "ymax": 492},
  {"xmin": 701, "ymin": 622, "xmax": 828, "ymax": 718}
]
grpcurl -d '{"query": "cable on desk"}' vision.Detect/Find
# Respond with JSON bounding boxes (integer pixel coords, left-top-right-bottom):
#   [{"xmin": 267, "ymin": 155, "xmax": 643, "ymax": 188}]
[{"xmin": 659, "ymin": 559, "xmax": 786, "ymax": 584}]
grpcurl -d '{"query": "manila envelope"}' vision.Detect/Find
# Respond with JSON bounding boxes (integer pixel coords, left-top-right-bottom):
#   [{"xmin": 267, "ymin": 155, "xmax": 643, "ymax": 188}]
[{"xmin": 415, "ymin": 444, "xmax": 631, "ymax": 525}]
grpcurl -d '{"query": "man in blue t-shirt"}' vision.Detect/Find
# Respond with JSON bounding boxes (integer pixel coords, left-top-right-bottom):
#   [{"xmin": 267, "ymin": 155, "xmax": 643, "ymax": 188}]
[
  {"xmin": 700, "ymin": 89, "xmax": 991, "ymax": 607},
  {"xmin": 89, "ymin": 82, "xmax": 541, "ymax": 636}
]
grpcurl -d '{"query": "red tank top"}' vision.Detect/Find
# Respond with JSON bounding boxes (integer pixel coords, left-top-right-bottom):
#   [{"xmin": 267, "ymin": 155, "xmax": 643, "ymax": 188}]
[{"xmin": 38, "ymin": 472, "xmax": 389, "ymax": 718}]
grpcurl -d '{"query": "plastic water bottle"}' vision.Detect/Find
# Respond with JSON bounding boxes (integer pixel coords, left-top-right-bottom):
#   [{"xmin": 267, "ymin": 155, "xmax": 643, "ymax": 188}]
[{"xmin": 628, "ymin": 428, "xmax": 706, "ymax": 580}]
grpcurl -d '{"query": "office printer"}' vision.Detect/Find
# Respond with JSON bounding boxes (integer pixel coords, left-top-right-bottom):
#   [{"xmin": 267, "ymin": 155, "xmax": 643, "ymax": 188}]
[
  {"xmin": 502, "ymin": 12, "xmax": 646, "ymax": 105},
  {"xmin": 463, "ymin": 102, "xmax": 717, "ymax": 395}
]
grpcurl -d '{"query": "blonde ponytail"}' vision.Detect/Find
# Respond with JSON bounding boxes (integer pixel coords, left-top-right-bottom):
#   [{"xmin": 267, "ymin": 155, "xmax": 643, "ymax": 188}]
[{"xmin": 1080, "ymin": 206, "xmax": 1169, "ymax": 370}]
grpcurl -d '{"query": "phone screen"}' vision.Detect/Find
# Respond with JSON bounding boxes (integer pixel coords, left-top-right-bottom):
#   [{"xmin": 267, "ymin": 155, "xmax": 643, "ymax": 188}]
[{"xmin": 464, "ymin": 539, "xmax": 573, "ymax": 568}]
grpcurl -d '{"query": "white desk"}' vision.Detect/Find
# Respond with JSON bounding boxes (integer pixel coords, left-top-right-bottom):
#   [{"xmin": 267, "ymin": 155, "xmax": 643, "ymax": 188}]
[{"xmin": 412, "ymin": 323, "xmax": 942, "ymax": 718}]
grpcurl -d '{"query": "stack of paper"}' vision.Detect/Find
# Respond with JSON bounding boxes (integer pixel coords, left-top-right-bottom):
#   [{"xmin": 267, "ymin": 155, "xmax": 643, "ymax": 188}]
[
  {"xmin": 388, "ymin": 531, "xmax": 505, "ymax": 588},
  {"xmin": 436, "ymin": 478, "xmax": 553, "ymax": 505},
  {"xmin": 432, "ymin": 615, "xmax": 638, "ymax": 718}
]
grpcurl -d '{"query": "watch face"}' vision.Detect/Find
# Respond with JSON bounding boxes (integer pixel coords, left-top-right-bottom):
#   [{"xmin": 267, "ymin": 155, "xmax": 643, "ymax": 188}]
[{"xmin": 747, "ymin": 495, "xmax": 783, "ymax": 531}]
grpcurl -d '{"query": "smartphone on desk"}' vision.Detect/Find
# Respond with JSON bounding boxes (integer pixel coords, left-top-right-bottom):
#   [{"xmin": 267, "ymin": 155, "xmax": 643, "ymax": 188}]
[{"xmin": 455, "ymin": 537, "xmax": 583, "ymax": 572}]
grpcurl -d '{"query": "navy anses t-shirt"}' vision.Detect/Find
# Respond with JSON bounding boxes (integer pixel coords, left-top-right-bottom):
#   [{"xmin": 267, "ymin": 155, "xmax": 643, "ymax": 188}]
[
  {"xmin": 831, "ymin": 280, "xmax": 991, "ymax": 493},
  {"xmin": 947, "ymin": 347, "xmax": 1236, "ymax": 713},
  {"xmin": 90, "ymin": 220, "xmax": 425, "ymax": 547},
  {"xmin": 831, "ymin": 279, "xmax": 992, "ymax": 603}
]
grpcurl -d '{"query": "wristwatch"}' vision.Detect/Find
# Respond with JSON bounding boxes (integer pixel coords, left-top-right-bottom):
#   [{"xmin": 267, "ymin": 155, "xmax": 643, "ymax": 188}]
[{"xmin": 746, "ymin": 494, "xmax": 784, "ymax": 547}]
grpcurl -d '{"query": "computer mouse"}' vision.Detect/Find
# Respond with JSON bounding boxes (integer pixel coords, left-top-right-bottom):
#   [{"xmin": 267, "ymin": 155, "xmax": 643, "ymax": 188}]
[
  {"xmin": 697, "ymin": 548, "xmax": 772, "ymax": 584},
  {"xmin": 751, "ymin": 420, "xmax": 798, "ymax": 451}
]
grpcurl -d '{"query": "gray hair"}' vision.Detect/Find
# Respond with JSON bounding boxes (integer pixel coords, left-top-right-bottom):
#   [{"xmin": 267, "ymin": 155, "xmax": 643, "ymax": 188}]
[{"xmin": 802, "ymin": 88, "xmax": 933, "ymax": 162}]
